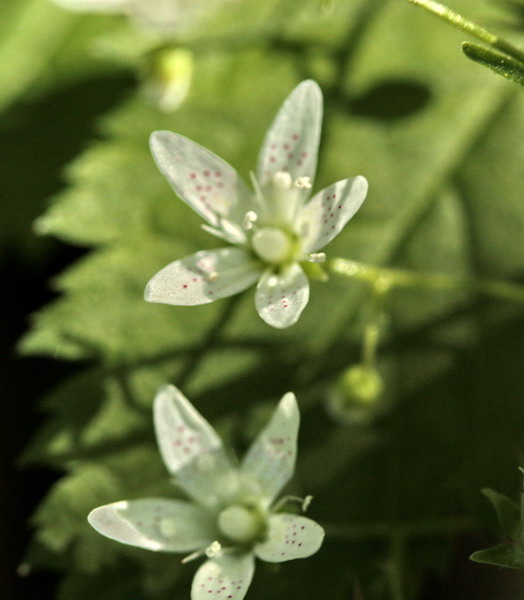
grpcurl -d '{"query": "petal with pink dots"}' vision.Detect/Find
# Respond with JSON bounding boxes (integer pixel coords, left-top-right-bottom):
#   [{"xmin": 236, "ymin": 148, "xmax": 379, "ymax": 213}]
[
  {"xmin": 241, "ymin": 393, "xmax": 299, "ymax": 502},
  {"xmin": 257, "ymin": 80, "xmax": 322, "ymax": 187},
  {"xmin": 192, "ymin": 553, "xmax": 255, "ymax": 600},
  {"xmin": 87, "ymin": 498, "xmax": 215, "ymax": 552},
  {"xmin": 144, "ymin": 248, "xmax": 262, "ymax": 306},
  {"xmin": 154, "ymin": 385, "xmax": 235, "ymax": 507},
  {"xmin": 299, "ymin": 176, "xmax": 368, "ymax": 254},
  {"xmin": 150, "ymin": 131, "xmax": 252, "ymax": 227},
  {"xmin": 255, "ymin": 514, "xmax": 324, "ymax": 563},
  {"xmin": 254, "ymin": 264, "xmax": 309, "ymax": 329}
]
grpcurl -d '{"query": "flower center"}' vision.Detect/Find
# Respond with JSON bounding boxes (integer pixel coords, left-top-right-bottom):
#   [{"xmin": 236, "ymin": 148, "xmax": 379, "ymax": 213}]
[
  {"xmin": 251, "ymin": 227, "xmax": 294, "ymax": 265},
  {"xmin": 217, "ymin": 504, "xmax": 264, "ymax": 544}
]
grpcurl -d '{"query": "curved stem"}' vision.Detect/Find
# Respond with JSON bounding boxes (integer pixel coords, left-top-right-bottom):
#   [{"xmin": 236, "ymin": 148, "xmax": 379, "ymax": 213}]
[
  {"xmin": 329, "ymin": 257, "xmax": 524, "ymax": 305},
  {"xmin": 407, "ymin": 0, "xmax": 524, "ymax": 64}
]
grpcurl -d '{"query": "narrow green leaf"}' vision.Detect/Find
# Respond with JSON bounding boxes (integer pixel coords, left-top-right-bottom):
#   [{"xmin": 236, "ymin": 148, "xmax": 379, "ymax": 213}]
[
  {"xmin": 470, "ymin": 542, "xmax": 524, "ymax": 569},
  {"xmin": 482, "ymin": 487, "xmax": 521, "ymax": 540},
  {"xmin": 462, "ymin": 42, "xmax": 524, "ymax": 86}
]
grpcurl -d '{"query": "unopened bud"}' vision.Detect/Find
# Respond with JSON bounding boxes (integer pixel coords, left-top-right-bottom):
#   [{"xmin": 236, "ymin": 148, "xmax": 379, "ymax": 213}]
[{"xmin": 327, "ymin": 365, "xmax": 384, "ymax": 425}]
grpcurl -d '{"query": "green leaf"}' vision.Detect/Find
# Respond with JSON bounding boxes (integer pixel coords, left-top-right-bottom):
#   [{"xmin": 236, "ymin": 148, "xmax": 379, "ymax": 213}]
[
  {"xmin": 20, "ymin": 0, "xmax": 524, "ymax": 597},
  {"xmin": 481, "ymin": 487, "xmax": 521, "ymax": 540},
  {"xmin": 462, "ymin": 42, "xmax": 524, "ymax": 86},
  {"xmin": 470, "ymin": 542, "xmax": 524, "ymax": 569}
]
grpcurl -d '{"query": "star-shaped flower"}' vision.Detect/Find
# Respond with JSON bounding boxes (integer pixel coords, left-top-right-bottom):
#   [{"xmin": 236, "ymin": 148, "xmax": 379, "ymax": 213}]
[
  {"xmin": 145, "ymin": 80, "xmax": 368, "ymax": 328},
  {"xmin": 88, "ymin": 385, "xmax": 324, "ymax": 600}
]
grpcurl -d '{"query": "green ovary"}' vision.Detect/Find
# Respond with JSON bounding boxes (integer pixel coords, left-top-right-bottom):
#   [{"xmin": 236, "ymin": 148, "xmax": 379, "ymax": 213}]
[
  {"xmin": 251, "ymin": 227, "xmax": 295, "ymax": 265},
  {"xmin": 217, "ymin": 504, "xmax": 265, "ymax": 544}
]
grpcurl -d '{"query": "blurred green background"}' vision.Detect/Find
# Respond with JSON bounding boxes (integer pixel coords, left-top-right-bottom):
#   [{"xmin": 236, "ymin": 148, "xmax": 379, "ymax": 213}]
[{"xmin": 2, "ymin": 0, "xmax": 524, "ymax": 599}]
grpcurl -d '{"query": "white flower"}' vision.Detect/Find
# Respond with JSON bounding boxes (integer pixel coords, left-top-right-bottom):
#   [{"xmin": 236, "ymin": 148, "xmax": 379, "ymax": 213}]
[
  {"xmin": 88, "ymin": 385, "xmax": 324, "ymax": 600},
  {"xmin": 145, "ymin": 80, "xmax": 368, "ymax": 328},
  {"xmin": 50, "ymin": 0, "xmax": 225, "ymax": 34}
]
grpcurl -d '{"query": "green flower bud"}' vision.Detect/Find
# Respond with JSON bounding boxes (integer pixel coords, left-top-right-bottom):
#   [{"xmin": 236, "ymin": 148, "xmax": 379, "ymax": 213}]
[{"xmin": 328, "ymin": 365, "xmax": 384, "ymax": 425}]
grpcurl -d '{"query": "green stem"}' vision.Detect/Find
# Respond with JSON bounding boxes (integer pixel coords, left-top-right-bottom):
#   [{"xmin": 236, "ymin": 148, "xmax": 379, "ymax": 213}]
[
  {"xmin": 386, "ymin": 534, "xmax": 406, "ymax": 600},
  {"xmin": 406, "ymin": 0, "xmax": 524, "ymax": 64},
  {"xmin": 329, "ymin": 257, "xmax": 524, "ymax": 305}
]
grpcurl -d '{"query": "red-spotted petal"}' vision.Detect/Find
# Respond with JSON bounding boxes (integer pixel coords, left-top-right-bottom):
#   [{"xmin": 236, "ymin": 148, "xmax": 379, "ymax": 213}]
[
  {"xmin": 191, "ymin": 553, "xmax": 255, "ymax": 600},
  {"xmin": 88, "ymin": 498, "xmax": 215, "ymax": 552},
  {"xmin": 150, "ymin": 131, "xmax": 252, "ymax": 227},
  {"xmin": 299, "ymin": 176, "xmax": 368, "ymax": 253},
  {"xmin": 255, "ymin": 514, "xmax": 324, "ymax": 563},
  {"xmin": 255, "ymin": 264, "xmax": 309, "ymax": 329},
  {"xmin": 145, "ymin": 248, "xmax": 262, "ymax": 306},
  {"xmin": 257, "ymin": 80, "xmax": 322, "ymax": 188},
  {"xmin": 154, "ymin": 385, "xmax": 235, "ymax": 508},
  {"xmin": 241, "ymin": 393, "xmax": 299, "ymax": 502}
]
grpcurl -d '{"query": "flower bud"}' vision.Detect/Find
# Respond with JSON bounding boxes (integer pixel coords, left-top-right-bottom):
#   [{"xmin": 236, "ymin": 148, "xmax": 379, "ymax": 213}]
[{"xmin": 327, "ymin": 365, "xmax": 384, "ymax": 425}]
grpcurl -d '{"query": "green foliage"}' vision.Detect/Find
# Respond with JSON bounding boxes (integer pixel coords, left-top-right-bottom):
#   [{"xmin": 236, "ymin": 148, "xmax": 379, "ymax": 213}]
[
  {"xmin": 462, "ymin": 42, "xmax": 524, "ymax": 85},
  {"xmin": 470, "ymin": 483, "xmax": 524, "ymax": 569},
  {"xmin": 14, "ymin": 0, "xmax": 524, "ymax": 598}
]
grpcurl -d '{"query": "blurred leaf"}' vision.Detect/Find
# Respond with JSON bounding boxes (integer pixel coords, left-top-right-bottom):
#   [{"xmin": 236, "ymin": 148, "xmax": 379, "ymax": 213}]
[
  {"xmin": 20, "ymin": 0, "xmax": 524, "ymax": 598},
  {"xmin": 482, "ymin": 487, "xmax": 521, "ymax": 540},
  {"xmin": 462, "ymin": 42, "xmax": 524, "ymax": 85},
  {"xmin": 470, "ymin": 543, "xmax": 524, "ymax": 569}
]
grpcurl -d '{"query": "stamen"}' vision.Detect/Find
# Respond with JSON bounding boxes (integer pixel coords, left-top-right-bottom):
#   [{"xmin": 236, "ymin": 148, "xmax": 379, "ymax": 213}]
[
  {"xmin": 308, "ymin": 252, "xmax": 326, "ymax": 263},
  {"xmin": 250, "ymin": 171, "xmax": 265, "ymax": 207},
  {"xmin": 294, "ymin": 176, "xmax": 312, "ymax": 189},
  {"xmin": 181, "ymin": 549, "xmax": 205, "ymax": 564},
  {"xmin": 219, "ymin": 218, "xmax": 246, "ymax": 244},
  {"xmin": 205, "ymin": 541, "xmax": 222, "ymax": 558},
  {"xmin": 208, "ymin": 271, "xmax": 218, "ymax": 282},
  {"xmin": 201, "ymin": 224, "xmax": 229, "ymax": 242},
  {"xmin": 243, "ymin": 210, "xmax": 258, "ymax": 230},
  {"xmin": 302, "ymin": 495, "xmax": 313, "ymax": 512},
  {"xmin": 272, "ymin": 171, "xmax": 293, "ymax": 190},
  {"xmin": 272, "ymin": 494, "xmax": 314, "ymax": 513}
]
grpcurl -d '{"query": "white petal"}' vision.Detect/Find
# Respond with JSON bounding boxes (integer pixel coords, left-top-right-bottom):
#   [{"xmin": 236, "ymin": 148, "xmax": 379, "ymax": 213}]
[
  {"xmin": 192, "ymin": 553, "xmax": 255, "ymax": 600},
  {"xmin": 241, "ymin": 393, "xmax": 299, "ymax": 502},
  {"xmin": 257, "ymin": 80, "xmax": 322, "ymax": 187},
  {"xmin": 150, "ymin": 131, "xmax": 252, "ymax": 227},
  {"xmin": 255, "ymin": 264, "xmax": 309, "ymax": 329},
  {"xmin": 154, "ymin": 385, "xmax": 235, "ymax": 507},
  {"xmin": 87, "ymin": 498, "xmax": 215, "ymax": 552},
  {"xmin": 255, "ymin": 514, "xmax": 324, "ymax": 563},
  {"xmin": 51, "ymin": 0, "xmax": 127, "ymax": 11},
  {"xmin": 299, "ymin": 176, "xmax": 368, "ymax": 253},
  {"xmin": 145, "ymin": 248, "xmax": 262, "ymax": 306}
]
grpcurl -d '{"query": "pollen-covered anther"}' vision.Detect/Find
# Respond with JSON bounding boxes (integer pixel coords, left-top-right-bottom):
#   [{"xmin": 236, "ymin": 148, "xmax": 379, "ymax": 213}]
[
  {"xmin": 243, "ymin": 211, "xmax": 258, "ymax": 230},
  {"xmin": 272, "ymin": 171, "xmax": 293, "ymax": 191},
  {"xmin": 308, "ymin": 252, "xmax": 326, "ymax": 263},
  {"xmin": 207, "ymin": 271, "xmax": 218, "ymax": 281},
  {"xmin": 205, "ymin": 540, "xmax": 222, "ymax": 558},
  {"xmin": 294, "ymin": 176, "xmax": 312, "ymax": 189},
  {"xmin": 302, "ymin": 495, "xmax": 313, "ymax": 511}
]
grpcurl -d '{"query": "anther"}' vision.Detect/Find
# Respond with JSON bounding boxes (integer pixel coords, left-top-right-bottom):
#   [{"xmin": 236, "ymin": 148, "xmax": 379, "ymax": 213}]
[
  {"xmin": 294, "ymin": 176, "xmax": 312, "ymax": 189},
  {"xmin": 302, "ymin": 495, "xmax": 313, "ymax": 511},
  {"xmin": 272, "ymin": 171, "xmax": 293, "ymax": 190},
  {"xmin": 243, "ymin": 211, "xmax": 258, "ymax": 230},
  {"xmin": 308, "ymin": 253, "xmax": 326, "ymax": 263},
  {"xmin": 205, "ymin": 541, "xmax": 222, "ymax": 558}
]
